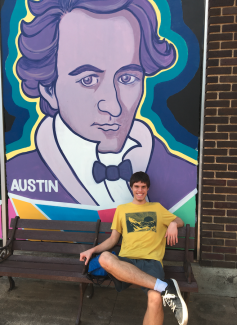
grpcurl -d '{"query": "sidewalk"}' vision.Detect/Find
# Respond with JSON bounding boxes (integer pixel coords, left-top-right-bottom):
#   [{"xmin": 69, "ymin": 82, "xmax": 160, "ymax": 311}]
[{"xmin": 0, "ymin": 267, "xmax": 237, "ymax": 325}]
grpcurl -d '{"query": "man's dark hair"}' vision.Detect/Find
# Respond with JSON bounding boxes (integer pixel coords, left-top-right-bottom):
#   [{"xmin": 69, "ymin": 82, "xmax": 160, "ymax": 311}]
[{"xmin": 130, "ymin": 172, "xmax": 150, "ymax": 188}]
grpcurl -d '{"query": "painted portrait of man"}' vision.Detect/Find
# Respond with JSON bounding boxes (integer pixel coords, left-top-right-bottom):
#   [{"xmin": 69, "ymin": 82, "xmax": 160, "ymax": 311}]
[{"xmin": 6, "ymin": 0, "xmax": 197, "ymax": 212}]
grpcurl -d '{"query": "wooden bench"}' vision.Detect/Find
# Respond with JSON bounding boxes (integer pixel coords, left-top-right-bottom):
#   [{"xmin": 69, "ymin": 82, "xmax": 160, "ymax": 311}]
[{"xmin": 0, "ymin": 216, "xmax": 198, "ymax": 324}]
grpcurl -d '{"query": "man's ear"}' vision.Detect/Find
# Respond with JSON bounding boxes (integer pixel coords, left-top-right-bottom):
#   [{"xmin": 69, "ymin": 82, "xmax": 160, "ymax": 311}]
[{"xmin": 39, "ymin": 84, "xmax": 58, "ymax": 110}]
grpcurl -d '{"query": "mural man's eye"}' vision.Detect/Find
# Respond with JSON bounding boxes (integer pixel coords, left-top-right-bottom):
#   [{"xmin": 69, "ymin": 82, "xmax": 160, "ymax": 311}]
[
  {"xmin": 80, "ymin": 75, "xmax": 99, "ymax": 87},
  {"xmin": 118, "ymin": 74, "xmax": 138, "ymax": 85}
]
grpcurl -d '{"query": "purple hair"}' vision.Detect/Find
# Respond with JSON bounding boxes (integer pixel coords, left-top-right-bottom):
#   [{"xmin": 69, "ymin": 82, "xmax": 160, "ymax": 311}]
[{"xmin": 17, "ymin": 0, "xmax": 176, "ymax": 116}]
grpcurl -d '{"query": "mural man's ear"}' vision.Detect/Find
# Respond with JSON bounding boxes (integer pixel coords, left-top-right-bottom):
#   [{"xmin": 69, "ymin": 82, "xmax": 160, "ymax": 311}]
[{"xmin": 39, "ymin": 84, "xmax": 58, "ymax": 110}]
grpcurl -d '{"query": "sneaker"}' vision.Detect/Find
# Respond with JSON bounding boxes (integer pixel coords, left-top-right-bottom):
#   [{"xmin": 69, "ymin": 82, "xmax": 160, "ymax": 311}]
[{"xmin": 161, "ymin": 278, "xmax": 188, "ymax": 325}]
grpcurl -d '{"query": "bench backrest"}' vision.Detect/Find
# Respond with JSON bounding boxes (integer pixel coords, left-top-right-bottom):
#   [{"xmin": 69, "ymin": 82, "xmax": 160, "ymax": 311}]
[{"xmin": 8, "ymin": 217, "xmax": 195, "ymax": 262}]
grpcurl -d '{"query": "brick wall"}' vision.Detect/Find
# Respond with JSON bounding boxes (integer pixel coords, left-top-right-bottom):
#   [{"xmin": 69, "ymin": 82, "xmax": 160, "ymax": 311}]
[{"xmin": 201, "ymin": 0, "xmax": 237, "ymax": 268}]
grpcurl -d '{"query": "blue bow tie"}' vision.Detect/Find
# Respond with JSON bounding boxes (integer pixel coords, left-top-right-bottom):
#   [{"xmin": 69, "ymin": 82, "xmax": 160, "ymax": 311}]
[{"xmin": 92, "ymin": 159, "xmax": 133, "ymax": 183}]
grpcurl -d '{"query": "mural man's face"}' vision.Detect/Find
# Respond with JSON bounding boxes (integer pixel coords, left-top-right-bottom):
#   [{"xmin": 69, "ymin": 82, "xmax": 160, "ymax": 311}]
[{"xmin": 55, "ymin": 9, "xmax": 143, "ymax": 153}]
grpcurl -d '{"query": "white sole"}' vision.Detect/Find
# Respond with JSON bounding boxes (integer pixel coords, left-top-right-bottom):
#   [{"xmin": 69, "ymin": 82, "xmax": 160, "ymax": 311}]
[{"xmin": 171, "ymin": 278, "xmax": 189, "ymax": 325}]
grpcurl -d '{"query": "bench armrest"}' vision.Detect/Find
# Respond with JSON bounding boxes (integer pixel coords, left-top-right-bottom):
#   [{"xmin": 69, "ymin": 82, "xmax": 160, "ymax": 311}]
[{"xmin": 0, "ymin": 216, "xmax": 20, "ymax": 263}]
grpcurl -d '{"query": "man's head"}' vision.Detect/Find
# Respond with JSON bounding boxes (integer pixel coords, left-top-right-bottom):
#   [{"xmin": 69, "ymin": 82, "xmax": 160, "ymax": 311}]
[
  {"xmin": 130, "ymin": 172, "xmax": 150, "ymax": 203},
  {"xmin": 17, "ymin": 0, "xmax": 176, "ymax": 152}
]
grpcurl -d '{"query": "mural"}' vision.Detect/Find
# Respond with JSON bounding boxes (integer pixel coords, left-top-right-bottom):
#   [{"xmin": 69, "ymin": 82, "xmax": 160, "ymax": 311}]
[{"xmin": 0, "ymin": 0, "xmax": 204, "ymax": 226}]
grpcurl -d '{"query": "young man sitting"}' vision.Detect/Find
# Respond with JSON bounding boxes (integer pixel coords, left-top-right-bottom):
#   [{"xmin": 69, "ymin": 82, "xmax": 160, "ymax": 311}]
[{"xmin": 80, "ymin": 172, "xmax": 188, "ymax": 325}]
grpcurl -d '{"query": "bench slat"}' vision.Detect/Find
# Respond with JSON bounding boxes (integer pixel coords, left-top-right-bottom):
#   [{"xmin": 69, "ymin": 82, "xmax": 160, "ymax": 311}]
[
  {"xmin": 12, "ymin": 241, "xmax": 93, "ymax": 255},
  {"xmin": 11, "ymin": 219, "xmax": 98, "ymax": 231},
  {"xmin": 8, "ymin": 255, "xmax": 82, "ymax": 265},
  {"xmin": 163, "ymin": 250, "xmax": 194, "ymax": 262}
]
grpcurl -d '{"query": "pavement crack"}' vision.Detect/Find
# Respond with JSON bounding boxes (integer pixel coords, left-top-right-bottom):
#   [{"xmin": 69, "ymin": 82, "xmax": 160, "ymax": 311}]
[{"xmin": 108, "ymin": 291, "xmax": 118, "ymax": 325}]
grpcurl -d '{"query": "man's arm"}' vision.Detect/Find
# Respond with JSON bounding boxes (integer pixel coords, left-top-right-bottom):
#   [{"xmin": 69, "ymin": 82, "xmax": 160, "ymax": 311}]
[
  {"xmin": 165, "ymin": 216, "xmax": 184, "ymax": 246},
  {"xmin": 79, "ymin": 229, "xmax": 121, "ymax": 265}
]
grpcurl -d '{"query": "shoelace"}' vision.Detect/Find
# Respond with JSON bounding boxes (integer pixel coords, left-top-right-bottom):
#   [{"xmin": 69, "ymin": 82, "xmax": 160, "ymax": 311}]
[{"xmin": 162, "ymin": 291, "xmax": 176, "ymax": 312}]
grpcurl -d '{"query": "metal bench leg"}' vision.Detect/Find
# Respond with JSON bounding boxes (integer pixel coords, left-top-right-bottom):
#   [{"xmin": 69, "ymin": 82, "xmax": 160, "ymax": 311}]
[
  {"xmin": 8, "ymin": 277, "xmax": 15, "ymax": 291},
  {"xmin": 183, "ymin": 292, "xmax": 190, "ymax": 306},
  {"xmin": 86, "ymin": 283, "xmax": 94, "ymax": 299},
  {"xmin": 75, "ymin": 283, "xmax": 88, "ymax": 325}
]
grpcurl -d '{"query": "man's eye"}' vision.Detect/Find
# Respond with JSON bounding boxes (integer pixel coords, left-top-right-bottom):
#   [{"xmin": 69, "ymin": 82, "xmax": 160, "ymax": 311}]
[
  {"xmin": 118, "ymin": 74, "xmax": 138, "ymax": 85},
  {"xmin": 79, "ymin": 75, "xmax": 99, "ymax": 87}
]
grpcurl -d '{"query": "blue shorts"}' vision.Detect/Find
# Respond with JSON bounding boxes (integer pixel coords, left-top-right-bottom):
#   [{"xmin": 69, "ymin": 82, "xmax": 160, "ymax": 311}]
[{"xmin": 108, "ymin": 256, "xmax": 165, "ymax": 293}]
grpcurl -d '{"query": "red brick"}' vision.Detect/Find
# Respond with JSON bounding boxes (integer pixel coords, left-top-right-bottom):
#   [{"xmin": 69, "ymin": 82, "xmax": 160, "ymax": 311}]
[
  {"xmin": 220, "ymin": 76, "xmax": 237, "ymax": 83},
  {"xmin": 221, "ymin": 42, "xmax": 237, "ymax": 50},
  {"xmin": 202, "ymin": 230, "xmax": 213, "ymax": 237},
  {"xmin": 206, "ymin": 93, "xmax": 218, "ymax": 100},
  {"xmin": 202, "ymin": 216, "xmax": 213, "ymax": 223},
  {"xmin": 203, "ymin": 179, "xmax": 226, "ymax": 186},
  {"xmin": 229, "ymin": 149, "xmax": 237, "ymax": 155},
  {"xmin": 223, "ymin": 7, "xmax": 237, "ymax": 15},
  {"xmin": 213, "ymin": 231, "xmax": 236, "ymax": 239},
  {"xmin": 209, "ymin": 0, "xmax": 234, "ymax": 7},
  {"xmin": 220, "ymin": 92, "xmax": 237, "ymax": 100},
  {"xmin": 205, "ymin": 125, "xmax": 216, "ymax": 132},
  {"xmin": 218, "ymin": 125, "xmax": 237, "ymax": 132},
  {"xmin": 205, "ymin": 132, "xmax": 228, "ymax": 139},
  {"xmin": 217, "ymin": 157, "xmax": 237, "ymax": 163},
  {"xmin": 202, "ymin": 186, "xmax": 214, "ymax": 193},
  {"xmin": 207, "ymin": 84, "xmax": 230, "ymax": 91},
  {"xmin": 203, "ymin": 164, "xmax": 226, "ymax": 171},
  {"xmin": 227, "ymin": 180, "xmax": 237, "ymax": 186},
  {"xmin": 210, "ymin": 16, "xmax": 234, "ymax": 24},
  {"xmin": 207, "ymin": 76, "xmax": 219, "ymax": 83},
  {"xmin": 215, "ymin": 187, "xmax": 237, "ymax": 194},
  {"xmin": 202, "ymin": 202, "xmax": 214, "ymax": 209},
  {"xmin": 231, "ymin": 100, "xmax": 237, "ymax": 107},
  {"xmin": 202, "ymin": 223, "xmax": 224, "ymax": 231},
  {"xmin": 233, "ymin": 67, "xmax": 237, "ymax": 74},
  {"xmin": 204, "ymin": 140, "xmax": 216, "ymax": 147},
  {"xmin": 200, "ymin": 260, "xmax": 212, "ymax": 267},
  {"xmin": 230, "ymin": 117, "xmax": 237, "ymax": 123},
  {"xmin": 216, "ymin": 172, "xmax": 237, "ymax": 179},
  {"xmin": 209, "ymin": 25, "xmax": 221, "ymax": 33},
  {"xmin": 214, "ymin": 217, "xmax": 237, "ymax": 224},
  {"xmin": 225, "ymin": 240, "xmax": 237, "ymax": 247},
  {"xmin": 226, "ymin": 224, "xmax": 237, "ymax": 231},
  {"xmin": 207, "ymin": 59, "xmax": 219, "ymax": 67},
  {"xmin": 225, "ymin": 254, "xmax": 237, "ymax": 262},
  {"xmin": 201, "ymin": 245, "xmax": 212, "ymax": 252},
  {"xmin": 203, "ymin": 156, "xmax": 215, "ymax": 163},
  {"xmin": 203, "ymin": 171, "xmax": 215, "ymax": 178},
  {"xmin": 230, "ymin": 133, "xmax": 237, "ymax": 140},
  {"xmin": 228, "ymin": 165, "xmax": 237, "ymax": 171},
  {"xmin": 218, "ymin": 108, "xmax": 237, "ymax": 115},
  {"xmin": 208, "ymin": 42, "xmax": 220, "ymax": 50},
  {"xmin": 208, "ymin": 50, "xmax": 232, "ymax": 58},
  {"xmin": 205, "ymin": 116, "xmax": 229, "ymax": 124},
  {"xmin": 202, "ymin": 238, "xmax": 224, "ymax": 246},
  {"xmin": 213, "ymin": 246, "xmax": 236, "ymax": 254},
  {"xmin": 207, "ymin": 67, "xmax": 231, "ymax": 75},
  {"xmin": 203, "ymin": 194, "xmax": 226, "ymax": 201},
  {"xmin": 204, "ymin": 149, "xmax": 227, "ymax": 156},
  {"xmin": 212, "ymin": 261, "xmax": 236, "ymax": 268},
  {"xmin": 209, "ymin": 33, "xmax": 233, "ymax": 41},
  {"xmin": 227, "ymin": 210, "xmax": 237, "ymax": 216},
  {"xmin": 203, "ymin": 209, "xmax": 225, "ymax": 216},
  {"xmin": 202, "ymin": 253, "xmax": 224, "ymax": 260},
  {"xmin": 221, "ymin": 59, "xmax": 237, "ymax": 66},
  {"xmin": 227, "ymin": 195, "xmax": 237, "ymax": 201},
  {"xmin": 217, "ymin": 141, "xmax": 237, "ymax": 148},
  {"xmin": 223, "ymin": 24, "xmax": 237, "ymax": 33},
  {"xmin": 206, "ymin": 100, "xmax": 230, "ymax": 108},
  {"xmin": 215, "ymin": 202, "xmax": 237, "ymax": 209},
  {"xmin": 232, "ymin": 85, "xmax": 237, "ymax": 91}
]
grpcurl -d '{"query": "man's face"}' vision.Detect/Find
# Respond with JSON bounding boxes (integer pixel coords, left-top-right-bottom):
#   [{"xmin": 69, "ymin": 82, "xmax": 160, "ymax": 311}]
[
  {"xmin": 55, "ymin": 9, "xmax": 143, "ymax": 153},
  {"xmin": 131, "ymin": 181, "xmax": 149, "ymax": 203}
]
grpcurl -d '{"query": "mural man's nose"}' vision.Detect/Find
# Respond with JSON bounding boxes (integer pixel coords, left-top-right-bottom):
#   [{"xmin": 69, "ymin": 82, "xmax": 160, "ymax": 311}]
[{"xmin": 97, "ymin": 82, "xmax": 122, "ymax": 117}]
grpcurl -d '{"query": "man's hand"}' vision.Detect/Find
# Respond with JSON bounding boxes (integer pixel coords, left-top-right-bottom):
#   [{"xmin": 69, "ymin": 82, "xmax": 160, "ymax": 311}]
[
  {"xmin": 80, "ymin": 248, "xmax": 94, "ymax": 265},
  {"xmin": 165, "ymin": 221, "xmax": 178, "ymax": 246}
]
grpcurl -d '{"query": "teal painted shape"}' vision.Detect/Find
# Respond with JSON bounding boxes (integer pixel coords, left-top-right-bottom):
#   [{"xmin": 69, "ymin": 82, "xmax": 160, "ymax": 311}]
[
  {"xmin": 36, "ymin": 204, "xmax": 100, "ymax": 222},
  {"xmin": 173, "ymin": 195, "xmax": 196, "ymax": 227},
  {"xmin": 5, "ymin": 0, "xmax": 39, "ymax": 154}
]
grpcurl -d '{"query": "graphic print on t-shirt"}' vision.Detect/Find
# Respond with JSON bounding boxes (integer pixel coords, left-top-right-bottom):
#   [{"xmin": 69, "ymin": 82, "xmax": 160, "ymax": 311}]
[{"xmin": 125, "ymin": 212, "xmax": 157, "ymax": 233}]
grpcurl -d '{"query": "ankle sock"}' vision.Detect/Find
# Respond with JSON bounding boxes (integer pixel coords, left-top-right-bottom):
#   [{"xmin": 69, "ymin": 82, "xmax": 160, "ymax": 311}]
[{"xmin": 154, "ymin": 279, "xmax": 168, "ymax": 293}]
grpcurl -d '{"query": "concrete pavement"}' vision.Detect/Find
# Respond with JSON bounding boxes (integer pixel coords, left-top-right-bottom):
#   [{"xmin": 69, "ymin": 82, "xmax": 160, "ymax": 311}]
[{"xmin": 0, "ymin": 268, "xmax": 237, "ymax": 325}]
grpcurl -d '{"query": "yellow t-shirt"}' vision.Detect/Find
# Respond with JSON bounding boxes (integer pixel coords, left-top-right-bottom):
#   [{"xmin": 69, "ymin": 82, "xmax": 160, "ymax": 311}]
[{"xmin": 111, "ymin": 202, "xmax": 176, "ymax": 264}]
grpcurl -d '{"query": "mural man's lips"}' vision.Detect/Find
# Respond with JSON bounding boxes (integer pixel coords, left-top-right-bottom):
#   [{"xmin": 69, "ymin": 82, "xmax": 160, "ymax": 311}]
[{"xmin": 92, "ymin": 123, "xmax": 121, "ymax": 131}]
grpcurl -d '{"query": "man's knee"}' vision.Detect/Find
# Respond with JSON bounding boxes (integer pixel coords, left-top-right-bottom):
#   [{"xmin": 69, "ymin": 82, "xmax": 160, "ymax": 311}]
[
  {"xmin": 147, "ymin": 290, "xmax": 163, "ymax": 310},
  {"xmin": 98, "ymin": 251, "xmax": 115, "ymax": 270}
]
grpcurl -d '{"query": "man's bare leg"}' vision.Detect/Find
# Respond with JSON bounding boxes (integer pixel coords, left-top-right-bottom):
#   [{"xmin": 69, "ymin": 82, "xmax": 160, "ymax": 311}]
[
  {"xmin": 99, "ymin": 251, "xmax": 157, "ymax": 289},
  {"xmin": 143, "ymin": 290, "xmax": 164, "ymax": 325}
]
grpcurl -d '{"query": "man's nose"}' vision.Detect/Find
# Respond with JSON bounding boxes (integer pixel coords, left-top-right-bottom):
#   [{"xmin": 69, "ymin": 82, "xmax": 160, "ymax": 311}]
[{"xmin": 97, "ymin": 79, "xmax": 122, "ymax": 117}]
